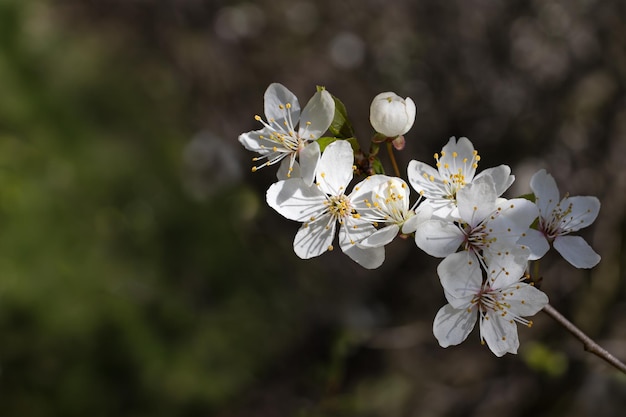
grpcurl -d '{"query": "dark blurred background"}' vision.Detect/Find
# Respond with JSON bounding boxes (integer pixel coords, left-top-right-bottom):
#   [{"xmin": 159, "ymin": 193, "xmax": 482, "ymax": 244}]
[{"xmin": 0, "ymin": 0, "xmax": 625, "ymax": 416}]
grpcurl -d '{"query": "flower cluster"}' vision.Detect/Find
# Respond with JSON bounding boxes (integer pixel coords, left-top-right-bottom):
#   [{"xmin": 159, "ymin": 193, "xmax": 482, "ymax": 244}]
[{"xmin": 238, "ymin": 83, "xmax": 601, "ymax": 357}]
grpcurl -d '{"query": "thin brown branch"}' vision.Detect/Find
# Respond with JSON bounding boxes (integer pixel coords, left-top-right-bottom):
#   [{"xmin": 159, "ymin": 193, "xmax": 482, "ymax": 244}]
[
  {"xmin": 386, "ymin": 141, "xmax": 401, "ymax": 178},
  {"xmin": 542, "ymin": 303, "xmax": 626, "ymax": 374}
]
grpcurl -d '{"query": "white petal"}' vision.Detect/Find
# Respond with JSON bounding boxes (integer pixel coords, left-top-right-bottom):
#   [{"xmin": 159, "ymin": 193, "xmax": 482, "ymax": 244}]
[
  {"xmin": 505, "ymin": 284, "xmax": 549, "ymax": 316},
  {"xmin": 401, "ymin": 203, "xmax": 433, "ymax": 234},
  {"xmin": 517, "ymin": 228, "xmax": 550, "ymax": 260},
  {"xmin": 299, "ymin": 141, "xmax": 321, "ymax": 186},
  {"xmin": 433, "ymin": 304, "xmax": 477, "ymax": 348},
  {"xmin": 298, "ymin": 89, "xmax": 335, "ymax": 140},
  {"xmin": 553, "ymin": 235, "xmax": 601, "ymax": 269},
  {"xmin": 402, "ymin": 97, "xmax": 417, "ymax": 133},
  {"xmin": 475, "ymin": 164, "xmax": 514, "ymax": 196},
  {"xmin": 437, "ymin": 251, "xmax": 482, "ymax": 305},
  {"xmin": 480, "ymin": 314, "xmax": 519, "ymax": 357},
  {"xmin": 358, "ymin": 224, "xmax": 399, "ymax": 248},
  {"xmin": 488, "ymin": 198, "xmax": 539, "ymax": 249},
  {"xmin": 343, "ymin": 244, "xmax": 385, "ymax": 269},
  {"xmin": 559, "ymin": 196, "xmax": 600, "ymax": 232},
  {"xmin": 439, "ymin": 137, "xmax": 477, "ymax": 182},
  {"xmin": 349, "ymin": 175, "xmax": 395, "ymax": 208},
  {"xmin": 316, "ymin": 140, "xmax": 354, "ymax": 195},
  {"xmin": 264, "ymin": 83, "xmax": 300, "ymax": 125},
  {"xmin": 277, "ymin": 158, "xmax": 300, "ymax": 181},
  {"xmin": 340, "ymin": 220, "xmax": 385, "ymax": 269},
  {"xmin": 293, "ymin": 215, "xmax": 335, "ymax": 259},
  {"xmin": 456, "ymin": 177, "xmax": 497, "ymax": 226},
  {"xmin": 483, "ymin": 247, "xmax": 529, "ymax": 289},
  {"xmin": 530, "ymin": 169, "xmax": 560, "ymax": 219},
  {"xmin": 266, "ymin": 179, "xmax": 327, "ymax": 222},
  {"xmin": 407, "ymin": 160, "xmax": 443, "ymax": 199},
  {"xmin": 414, "ymin": 219, "xmax": 464, "ymax": 258},
  {"xmin": 238, "ymin": 127, "xmax": 277, "ymax": 153}
]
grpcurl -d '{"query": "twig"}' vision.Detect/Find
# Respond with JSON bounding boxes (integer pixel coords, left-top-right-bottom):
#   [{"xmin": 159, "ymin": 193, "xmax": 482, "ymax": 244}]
[
  {"xmin": 386, "ymin": 141, "xmax": 401, "ymax": 178},
  {"xmin": 542, "ymin": 303, "xmax": 626, "ymax": 373}
]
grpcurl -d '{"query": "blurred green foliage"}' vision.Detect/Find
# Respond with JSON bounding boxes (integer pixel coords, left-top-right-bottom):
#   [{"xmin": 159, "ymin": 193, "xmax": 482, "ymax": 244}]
[{"xmin": 0, "ymin": 1, "xmax": 319, "ymax": 415}]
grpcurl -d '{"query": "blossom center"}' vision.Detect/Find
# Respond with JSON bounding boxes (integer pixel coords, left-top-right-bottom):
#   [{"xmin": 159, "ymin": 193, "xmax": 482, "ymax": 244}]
[
  {"xmin": 434, "ymin": 149, "xmax": 481, "ymax": 199},
  {"xmin": 471, "ymin": 282, "xmax": 533, "ymax": 328},
  {"xmin": 540, "ymin": 199, "xmax": 573, "ymax": 240},
  {"xmin": 325, "ymin": 194, "xmax": 355, "ymax": 220}
]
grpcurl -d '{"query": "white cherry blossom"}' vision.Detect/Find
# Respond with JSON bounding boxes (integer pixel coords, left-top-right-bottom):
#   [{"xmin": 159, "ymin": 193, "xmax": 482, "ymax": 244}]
[
  {"xmin": 354, "ymin": 176, "xmax": 433, "ymax": 249},
  {"xmin": 407, "ymin": 137, "xmax": 515, "ymax": 219},
  {"xmin": 519, "ymin": 169, "xmax": 601, "ymax": 268},
  {"xmin": 414, "ymin": 176, "xmax": 538, "ymax": 265},
  {"xmin": 433, "ymin": 248, "xmax": 549, "ymax": 357},
  {"xmin": 239, "ymin": 83, "xmax": 335, "ymax": 185},
  {"xmin": 266, "ymin": 140, "xmax": 387, "ymax": 269}
]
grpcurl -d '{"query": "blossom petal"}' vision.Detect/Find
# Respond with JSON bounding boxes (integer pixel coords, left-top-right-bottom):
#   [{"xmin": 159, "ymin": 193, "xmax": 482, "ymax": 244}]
[
  {"xmin": 414, "ymin": 220, "xmax": 464, "ymax": 258},
  {"xmin": 264, "ymin": 83, "xmax": 300, "ymax": 125},
  {"xmin": 358, "ymin": 224, "xmax": 399, "ymax": 248},
  {"xmin": 480, "ymin": 314, "xmax": 519, "ymax": 357},
  {"xmin": 238, "ymin": 127, "xmax": 278, "ymax": 153},
  {"xmin": 349, "ymin": 175, "xmax": 395, "ymax": 208},
  {"xmin": 266, "ymin": 179, "xmax": 327, "ymax": 222},
  {"xmin": 298, "ymin": 89, "xmax": 335, "ymax": 140},
  {"xmin": 504, "ymin": 284, "xmax": 549, "ymax": 317},
  {"xmin": 339, "ymin": 220, "xmax": 384, "ymax": 269},
  {"xmin": 488, "ymin": 198, "xmax": 539, "ymax": 249},
  {"xmin": 433, "ymin": 304, "xmax": 477, "ymax": 348},
  {"xmin": 437, "ymin": 251, "xmax": 482, "ymax": 306},
  {"xmin": 475, "ymin": 164, "xmax": 514, "ymax": 196},
  {"xmin": 553, "ymin": 235, "xmax": 601, "ymax": 268},
  {"xmin": 316, "ymin": 140, "xmax": 354, "ymax": 195},
  {"xmin": 456, "ymin": 177, "xmax": 497, "ymax": 226},
  {"xmin": 517, "ymin": 228, "xmax": 550, "ymax": 260},
  {"xmin": 559, "ymin": 196, "xmax": 600, "ymax": 232},
  {"xmin": 407, "ymin": 160, "xmax": 443, "ymax": 199},
  {"xmin": 299, "ymin": 141, "xmax": 321, "ymax": 186},
  {"xmin": 484, "ymin": 247, "xmax": 529, "ymax": 282},
  {"xmin": 403, "ymin": 97, "xmax": 417, "ymax": 133},
  {"xmin": 401, "ymin": 203, "xmax": 433, "ymax": 234},
  {"xmin": 530, "ymin": 169, "xmax": 560, "ymax": 219},
  {"xmin": 438, "ymin": 137, "xmax": 477, "ymax": 183},
  {"xmin": 277, "ymin": 158, "xmax": 300, "ymax": 181},
  {"xmin": 293, "ymin": 214, "xmax": 335, "ymax": 259}
]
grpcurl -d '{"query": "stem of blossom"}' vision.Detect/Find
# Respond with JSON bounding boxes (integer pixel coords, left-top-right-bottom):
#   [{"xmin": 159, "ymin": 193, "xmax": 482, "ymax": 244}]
[
  {"xmin": 386, "ymin": 142, "xmax": 401, "ymax": 178},
  {"xmin": 542, "ymin": 303, "xmax": 626, "ymax": 374}
]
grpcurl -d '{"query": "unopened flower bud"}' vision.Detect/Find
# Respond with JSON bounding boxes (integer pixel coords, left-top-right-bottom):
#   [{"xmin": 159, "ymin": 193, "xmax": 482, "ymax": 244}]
[{"xmin": 369, "ymin": 92, "xmax": 416, "ymax": 138}]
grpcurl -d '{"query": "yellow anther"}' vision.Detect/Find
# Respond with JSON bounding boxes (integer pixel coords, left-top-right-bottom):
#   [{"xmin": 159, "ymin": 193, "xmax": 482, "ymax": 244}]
[{"xmin": 254, "ymin": 115, "xmax": 262, "ymax": 121}]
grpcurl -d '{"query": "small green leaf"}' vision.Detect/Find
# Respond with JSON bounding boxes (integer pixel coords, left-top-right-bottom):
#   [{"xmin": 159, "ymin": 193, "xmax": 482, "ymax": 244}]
[
  {"xmin": 518, "ymin": 193, "xmax": 536, "ymax": 203},
  {"xmin": 371, "ymin": 157, "xmax": 385, "ymax": 175},
  {"xmin": 328, "ymin": 94, "xmax": 355, "ymax": 139},
  {"xmin": 316, "ymin": 136, "xmax": 338, "ymax": 152},
  {"xmin": 316, "ymin": 137, "xmax": 360, "ymax": 154}
]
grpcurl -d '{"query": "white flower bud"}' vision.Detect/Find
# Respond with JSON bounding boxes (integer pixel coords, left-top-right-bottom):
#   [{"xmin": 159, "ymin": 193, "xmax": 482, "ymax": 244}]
[{"xmin": 369, "ymin": 92, "xmax": 416, "ymax": 138}]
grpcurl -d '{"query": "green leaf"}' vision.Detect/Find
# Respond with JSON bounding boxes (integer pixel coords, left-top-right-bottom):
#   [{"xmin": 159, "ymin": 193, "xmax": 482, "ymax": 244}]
[
  {"xmin": 518, "ymin": 193, "xmax": 536, "ymax": 202},
  {"xmin": 316, "ymin": 136, "xmax": 338, "ymax": 152},
  {"xmin": 371, "ymin": 157, "xmax": 385, "ymax": 175},
  {"xmin": 316, "ymin": 137, "xmax": 360, "ymax": 154},
  {"xmin": 326, "ymin": 92, "xmax": 355, "ymax": 139}
]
